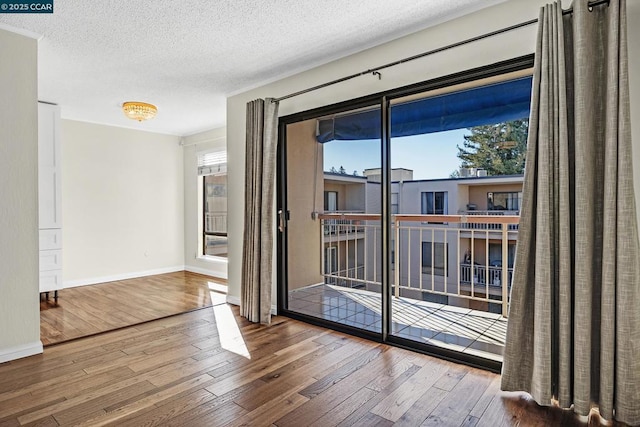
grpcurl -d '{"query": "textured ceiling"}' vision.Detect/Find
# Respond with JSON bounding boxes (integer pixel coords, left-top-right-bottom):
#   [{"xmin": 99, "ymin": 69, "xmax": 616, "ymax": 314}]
[{"xmin": 0, "ymin": 0, "xmax": 505, "ymax": 136}]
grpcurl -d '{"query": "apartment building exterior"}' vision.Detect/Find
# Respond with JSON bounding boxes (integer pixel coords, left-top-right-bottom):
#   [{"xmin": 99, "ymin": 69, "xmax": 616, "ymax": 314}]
[{"xmin": 322, "ymin": 168, "xmax": 523, "ymax": 313}]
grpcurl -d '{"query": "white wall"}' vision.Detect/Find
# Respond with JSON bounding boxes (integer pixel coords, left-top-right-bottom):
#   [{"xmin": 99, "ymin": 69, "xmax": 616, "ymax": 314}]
[
  {"xmin": 226, "ymin": 0, "xmax": 640, "ymax": 303},
  {"xmin": 62, "ymin": 120, "xmax": 185, "ymax": 286},
  {"xmin": 0, "ymin": 29, "xmax": 41, "ymax": 362},
  {"xmin": 182, "ymin": 127, "xmax": 228, "ymax": 279}
]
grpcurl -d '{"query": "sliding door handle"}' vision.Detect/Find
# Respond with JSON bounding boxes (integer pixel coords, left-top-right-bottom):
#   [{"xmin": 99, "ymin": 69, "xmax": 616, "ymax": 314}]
[{"xmin": 278, "ymin": 210, "xmax": 285, "ymax": 233}]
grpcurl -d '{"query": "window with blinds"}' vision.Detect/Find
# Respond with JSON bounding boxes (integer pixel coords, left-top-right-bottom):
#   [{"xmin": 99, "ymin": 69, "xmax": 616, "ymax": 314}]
[{"xmin": 198, "ymin": 151, "xmax": 227, "ymax": 176}]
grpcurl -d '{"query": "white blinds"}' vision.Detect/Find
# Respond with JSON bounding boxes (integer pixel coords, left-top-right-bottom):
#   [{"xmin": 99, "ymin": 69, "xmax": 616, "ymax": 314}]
[{"xmin": 198, "ymin": 151, "xmax": 227, "ymax": 176}]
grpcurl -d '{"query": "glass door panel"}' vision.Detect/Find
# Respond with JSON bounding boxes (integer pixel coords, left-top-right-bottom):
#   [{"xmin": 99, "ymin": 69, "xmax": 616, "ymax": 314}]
[
  {"xmin": 388, "ymin": 76, "xmax": 531, "ymax": 362},
  {"xmin": 284, "ymin": 106, "xmax": 382, "ymax": 333}
]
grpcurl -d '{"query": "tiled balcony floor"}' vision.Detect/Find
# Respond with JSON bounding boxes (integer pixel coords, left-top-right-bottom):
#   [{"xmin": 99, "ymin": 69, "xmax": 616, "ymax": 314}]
[{"xmin": 288, "ymin": 283, "xmax": 507, "ymax": 362}]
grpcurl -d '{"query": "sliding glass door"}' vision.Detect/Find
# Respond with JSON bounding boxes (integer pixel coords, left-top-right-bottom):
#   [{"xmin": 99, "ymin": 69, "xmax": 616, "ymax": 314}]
[
  {"xmin": 278, "ymin": 56, "xmax": 533, "ymax": 369},
  {"xmin": 279, "ymin": 104, "xmax": 383, "ymax": 335},
  {"xmin": 387, "ymin": 75, "xmax": 531, "ymax": 363}
]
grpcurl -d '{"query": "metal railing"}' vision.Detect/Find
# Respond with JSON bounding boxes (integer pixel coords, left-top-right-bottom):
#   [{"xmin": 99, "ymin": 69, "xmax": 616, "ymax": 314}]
[
  {"xmin": 205, "ymin": 212, "xmax": 227, "ymax": 234},
  {"xmin": 324, "ymin": 266, "xmax": 366, "ymax": 288},
  {"xmin": 323, "ymin": 211, "xmax": 366, "ymax": 236},
  {"xmin": 458, "ymin": 210, "xmax": 519, "ymax": 231},
  {"xmin": 318, "ymin": 213, "xmax": 519, "ymax": 317},
  {"xmin": 320, "ymin": 214, "xmax": 382, "ymax": 289},
  {"xmin": 459, "ymin": 263, "xmax": 513, "ymax": 287}
]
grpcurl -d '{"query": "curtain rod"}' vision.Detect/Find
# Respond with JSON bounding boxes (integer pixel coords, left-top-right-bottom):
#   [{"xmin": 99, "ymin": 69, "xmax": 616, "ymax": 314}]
[{"xmin": 272, "ymin": 0, "xmax": 609, "ymax": 103}]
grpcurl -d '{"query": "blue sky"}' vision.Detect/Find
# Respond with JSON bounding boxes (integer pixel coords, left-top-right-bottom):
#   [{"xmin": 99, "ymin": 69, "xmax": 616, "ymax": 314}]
[{"xmin": 323, "ymin": 128, "xmax": 468, "ymax": 180}]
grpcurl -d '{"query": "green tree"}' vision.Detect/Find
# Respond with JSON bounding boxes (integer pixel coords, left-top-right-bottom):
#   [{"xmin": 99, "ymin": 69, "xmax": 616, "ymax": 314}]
[{"xmin": 456, "ymin": 119, "xmax": 529, "ymax": 176}]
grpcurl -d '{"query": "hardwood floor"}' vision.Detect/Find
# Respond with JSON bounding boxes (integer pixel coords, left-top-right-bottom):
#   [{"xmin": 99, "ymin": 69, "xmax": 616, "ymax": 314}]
[
  {"xmin": 40, "ymin": 271, "xmax": 226, "ymax": 346},
  {"xmin": 1, "ymin": 305, "xmax": 624, "ymax": 426}
]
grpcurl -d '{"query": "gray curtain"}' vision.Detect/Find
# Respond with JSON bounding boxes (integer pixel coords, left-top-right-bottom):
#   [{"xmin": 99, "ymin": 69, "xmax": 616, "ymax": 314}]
[
  {"xmin": 241, "ymin": 98, "xmax": 279, "ymax": 325},
  {"xmin": 501, "ymin": 1, "xmax": 640, "ymax": 424}
]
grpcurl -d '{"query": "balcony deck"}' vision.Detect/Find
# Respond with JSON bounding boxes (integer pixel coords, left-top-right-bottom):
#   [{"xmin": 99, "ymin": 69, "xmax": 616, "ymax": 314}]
[{"xmin": 288, "ymin": 283, "xmax": 507, "ymax": 362}]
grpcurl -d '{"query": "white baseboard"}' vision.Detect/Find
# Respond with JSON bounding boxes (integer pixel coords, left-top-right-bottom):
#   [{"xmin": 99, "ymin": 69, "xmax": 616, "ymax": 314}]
[
  {"xmin": 0, "ymin": 341, "xmax": 43, "ymax": 364},
  {"xmin": 64, "ymin": 265, "xmax": 186, "ymax": 288},
  {"xmin": 226, "ymin": 295, "xmax": 240, "ymax": 306},
  {"xmin": 226, "ymin": 295, "xmax": 277, "ymax": 315},
  {"xmin": 185, "ymin": 265, "xmax": 227, "ymax": 280}
]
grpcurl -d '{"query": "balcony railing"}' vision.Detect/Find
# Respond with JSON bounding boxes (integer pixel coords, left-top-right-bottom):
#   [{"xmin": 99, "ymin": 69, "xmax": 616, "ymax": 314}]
[
  {"xmin": 318, "ymin": 213, "xmax": 519, "ymax": 317},
  {"xmin": 324, "ymin": 266, "xmax": 366, "ymax": 288},
  {"xmin": 323, "ymin": 211, "xmax": 366, "ymax": 236},
  {"xmin": 458, "ymin": 210, "xmax": 519, "ymax": 231},
  {"xmin": 459, "ymin": 263, "xmax": 513, "ymax": 288},
  {"xmin": 205, "ymin": 212, "xmax": 227, "ymax": 234}
]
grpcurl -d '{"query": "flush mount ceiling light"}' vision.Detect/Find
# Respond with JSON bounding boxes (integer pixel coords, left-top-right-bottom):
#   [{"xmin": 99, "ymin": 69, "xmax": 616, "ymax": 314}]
[{"xmin": 122, "ymin": 101, "xmax": 157, "ymax": 122}]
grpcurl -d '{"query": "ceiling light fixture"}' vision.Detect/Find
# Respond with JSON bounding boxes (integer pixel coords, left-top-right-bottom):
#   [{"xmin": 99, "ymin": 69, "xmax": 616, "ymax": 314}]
[{"xmin": 122, "ymin": 101, "xmax": 157, "ymax": 122}]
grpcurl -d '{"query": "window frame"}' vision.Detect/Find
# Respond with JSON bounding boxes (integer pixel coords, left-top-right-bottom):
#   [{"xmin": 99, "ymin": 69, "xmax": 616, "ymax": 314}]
[
  {"xmin": 421, "ymin": 241, "xmax": 448, "ymax": 277},
  {"xmin": 487, "ymin": 191, "xmax": 522, "ymax": 211},
  {"xmin": 198, "ymin": 150, "xmax": 228, "ymax": 259},
  {"xmin": 488, "ymin": 242, "xmax": 516, "ymax": 267},
  {"xmin": 421, "ymin": 191, "xmax": 448, "ymax": 215},
  {"xmin": 324, "ymin": 191, "xmax": 338, "ymax": 212},
  {"xmin": 202, "ymin": 174, "xmax": 229, "ymax": 258}
]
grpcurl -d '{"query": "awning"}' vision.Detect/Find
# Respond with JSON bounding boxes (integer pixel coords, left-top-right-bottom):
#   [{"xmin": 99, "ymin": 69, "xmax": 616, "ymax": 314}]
[{"xmin": 316, "ymin": 76, "xmax": 532, "ymax": 143}]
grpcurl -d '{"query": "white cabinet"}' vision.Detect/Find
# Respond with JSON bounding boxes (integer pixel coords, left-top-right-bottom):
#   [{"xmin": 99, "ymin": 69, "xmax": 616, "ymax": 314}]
[
  {"xmin": 38, "ymin": 103, "xmax": 62, "ymax": 229},
  {"xmin": 40, "ymin": 270, "xmax": 63, "ymax": 293},
  {"xmin": 38, "ymin": 102, "xmax": 63, "ymax": 298},
  {"xmin": 39, "ymin": 229, "xmax": 62, "ymax": 250}
]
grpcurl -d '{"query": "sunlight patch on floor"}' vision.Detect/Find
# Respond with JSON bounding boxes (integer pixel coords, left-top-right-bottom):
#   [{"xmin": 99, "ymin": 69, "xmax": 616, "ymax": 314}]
[
  {"xmin": 208, "ymin": 281, "xmax": 228, "ymax": 294},
  {"xmin": 208, "ymin": 281, "xmax": 228, "ymax": 306},
  {"xmin": 213, "ymin": 303, "xmax": 251, "ymax": 359},
  {"xmin": 210, "ymin": 290, "xmax": 227, "ymax": 306}
]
